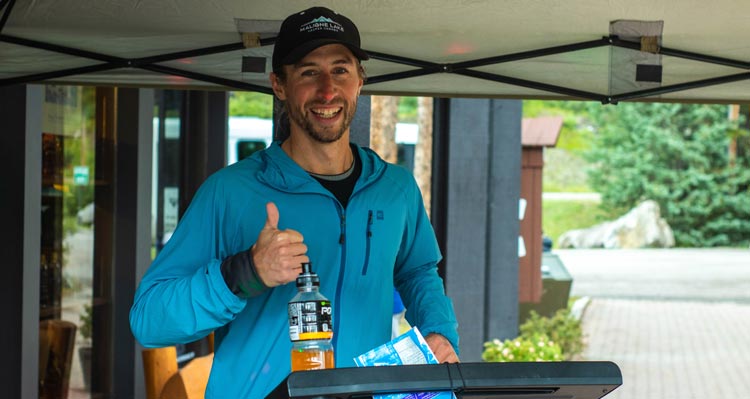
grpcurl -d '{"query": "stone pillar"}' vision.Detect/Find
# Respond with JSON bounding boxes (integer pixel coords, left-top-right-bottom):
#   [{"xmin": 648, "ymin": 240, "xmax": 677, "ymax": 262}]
[{"xmin": 432, "ymin": 98, "xmax": 522, "ymax": 360}]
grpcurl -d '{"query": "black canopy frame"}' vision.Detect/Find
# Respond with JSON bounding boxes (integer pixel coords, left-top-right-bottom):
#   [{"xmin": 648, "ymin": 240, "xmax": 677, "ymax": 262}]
[{"xmin": 2, "ymin": 0, "xmax": 749, "ymax": 103}]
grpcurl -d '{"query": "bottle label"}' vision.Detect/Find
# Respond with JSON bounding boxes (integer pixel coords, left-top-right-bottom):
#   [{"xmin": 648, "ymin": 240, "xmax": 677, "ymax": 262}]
[{"xmin": 288, "ymin": 299, "xmax": 333, "ymax": 341}]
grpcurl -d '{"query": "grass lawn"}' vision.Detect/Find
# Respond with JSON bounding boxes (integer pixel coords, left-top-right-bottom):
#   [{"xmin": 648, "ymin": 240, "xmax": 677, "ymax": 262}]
[{"xmin": 542, "ymin": 198, "xmax": 615, "ymax": 247}]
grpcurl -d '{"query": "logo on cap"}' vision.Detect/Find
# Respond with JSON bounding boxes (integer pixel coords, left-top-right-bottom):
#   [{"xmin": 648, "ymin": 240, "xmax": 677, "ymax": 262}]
[{"xmin": 300, "ymin": 16, "xmax": 345, "ymax": 34}]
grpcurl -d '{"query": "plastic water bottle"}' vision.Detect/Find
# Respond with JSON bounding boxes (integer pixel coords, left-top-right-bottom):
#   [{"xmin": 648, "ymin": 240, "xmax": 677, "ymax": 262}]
[{"xmin": 288, "ymin": 262, "xmax": 335, "ymax": 371}]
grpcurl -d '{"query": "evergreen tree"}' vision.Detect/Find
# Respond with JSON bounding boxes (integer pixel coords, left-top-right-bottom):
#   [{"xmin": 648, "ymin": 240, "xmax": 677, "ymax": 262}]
[
  {"xmin": 229, "ymin": 91, "xmax": 273, "ymax": 118},
  {"xmin": 583, "ymin": 102, "xmax": 750, "ymax": 247}
]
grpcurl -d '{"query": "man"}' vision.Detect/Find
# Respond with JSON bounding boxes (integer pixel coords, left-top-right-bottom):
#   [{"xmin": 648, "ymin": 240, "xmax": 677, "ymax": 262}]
[{"xmin": 130, "ymin": 6, "xmax": 458, "ymax": 398}]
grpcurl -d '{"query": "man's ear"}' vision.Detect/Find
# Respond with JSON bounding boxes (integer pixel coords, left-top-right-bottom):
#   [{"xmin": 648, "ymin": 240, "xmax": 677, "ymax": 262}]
[{"xmin": 270, "ymin": 72, "xmax": 286, "ymax": 101}]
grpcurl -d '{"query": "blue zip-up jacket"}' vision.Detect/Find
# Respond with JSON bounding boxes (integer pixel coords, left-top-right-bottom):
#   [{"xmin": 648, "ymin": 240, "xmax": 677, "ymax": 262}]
[{"xmin": 130, "ymin": 142, "xmax": 459, "ymax": 398}]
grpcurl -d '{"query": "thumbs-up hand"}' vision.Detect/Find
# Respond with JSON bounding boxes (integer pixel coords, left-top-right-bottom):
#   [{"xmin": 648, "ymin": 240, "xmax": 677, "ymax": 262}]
[{"xmin": 251, "ymin": 202, "xmax": 308, "ymax": 287}]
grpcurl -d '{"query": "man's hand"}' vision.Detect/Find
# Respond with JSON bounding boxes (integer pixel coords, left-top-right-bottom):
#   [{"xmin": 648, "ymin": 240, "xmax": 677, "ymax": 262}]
[
  {"xmin": 251, "ymin": 202, "xmax": 309, "ymax": 287},
  {"xmin": 425, "ymin": 333, "xmax": 459, "ymax": 363}
]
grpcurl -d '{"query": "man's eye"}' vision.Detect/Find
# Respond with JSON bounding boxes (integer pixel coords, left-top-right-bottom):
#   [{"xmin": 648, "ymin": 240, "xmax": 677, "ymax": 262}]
[
  {"xmin": 301, "ymin": 70, "xmax": 318, "ymax": 77},
  {"xmin": 332, "ymin": 67, "xmax": 349, "ymax": 75}
]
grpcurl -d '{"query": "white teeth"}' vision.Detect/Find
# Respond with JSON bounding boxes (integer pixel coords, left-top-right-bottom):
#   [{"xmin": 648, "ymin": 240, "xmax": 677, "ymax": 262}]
[{"xmin": 312, "ymin": 108, "xmax": 340, "ymax": 118}]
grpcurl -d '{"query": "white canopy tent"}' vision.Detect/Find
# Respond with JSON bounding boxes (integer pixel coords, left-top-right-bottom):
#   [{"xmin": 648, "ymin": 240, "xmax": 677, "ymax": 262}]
[
  {"xmin": 4, "ymin": 3, "xmax": 749, "ymax": 390},
  {"xmin": 2, "ymin": 0, "xmax": 750, "ymax": 103}
]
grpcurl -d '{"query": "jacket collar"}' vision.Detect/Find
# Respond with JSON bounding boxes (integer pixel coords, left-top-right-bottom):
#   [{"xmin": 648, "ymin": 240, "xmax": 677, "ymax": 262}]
[{"xmin": 257, "ymin": 141, "xmax": 386, "ymax": 194}]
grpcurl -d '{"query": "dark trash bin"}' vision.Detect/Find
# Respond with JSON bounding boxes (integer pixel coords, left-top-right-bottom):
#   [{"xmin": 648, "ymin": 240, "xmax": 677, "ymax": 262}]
[{"xmin": 519, "ymin": 252, "xmax": 573, "ymax": 322}]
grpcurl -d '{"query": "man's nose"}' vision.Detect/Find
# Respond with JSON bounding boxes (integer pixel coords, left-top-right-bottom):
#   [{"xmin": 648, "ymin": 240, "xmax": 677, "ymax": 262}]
[{"xmin": 317, "ymin": 73, "xmax": 336, "ymax": 102}]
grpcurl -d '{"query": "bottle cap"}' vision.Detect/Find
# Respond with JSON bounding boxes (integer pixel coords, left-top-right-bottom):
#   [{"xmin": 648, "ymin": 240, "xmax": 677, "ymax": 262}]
[{"xmin": 296, "ymin": 262, "xmax": 320, "ymax": 288}]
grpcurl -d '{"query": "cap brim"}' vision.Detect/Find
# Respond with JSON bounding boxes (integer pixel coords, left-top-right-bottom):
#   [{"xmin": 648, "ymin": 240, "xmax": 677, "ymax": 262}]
[{"xmin": 280, "ymin": 39, "xmax": 369, "ymax": 66}]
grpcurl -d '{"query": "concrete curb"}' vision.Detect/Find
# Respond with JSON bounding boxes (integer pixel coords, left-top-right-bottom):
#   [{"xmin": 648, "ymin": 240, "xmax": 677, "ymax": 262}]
[{"xmin": 570, "ymin": 296, "xmax": 591, "ymax": 321}]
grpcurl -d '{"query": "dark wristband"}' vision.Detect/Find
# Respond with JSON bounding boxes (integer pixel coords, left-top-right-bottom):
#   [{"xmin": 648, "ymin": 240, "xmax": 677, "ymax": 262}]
[{"xmin": 220, "ymin": 249, "xmax": 269, "ymax": 298}]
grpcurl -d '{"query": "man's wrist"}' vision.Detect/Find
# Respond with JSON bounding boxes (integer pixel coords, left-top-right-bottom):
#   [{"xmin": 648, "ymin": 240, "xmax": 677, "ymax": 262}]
[{"xmin": 220, "ymin": 249, "xmax": 269, "ymax": 298}]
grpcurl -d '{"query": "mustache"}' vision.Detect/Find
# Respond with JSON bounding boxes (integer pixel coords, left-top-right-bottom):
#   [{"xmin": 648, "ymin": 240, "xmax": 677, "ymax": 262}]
[{"xmin": 306, "ymin": 99, "xmax": 346, "ymax": 107}]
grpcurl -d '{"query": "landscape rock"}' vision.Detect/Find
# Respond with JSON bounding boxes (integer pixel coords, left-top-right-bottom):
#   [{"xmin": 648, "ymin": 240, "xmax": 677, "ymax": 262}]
[{"xmin": 558, "ymin": 200, "xmax": 675, "ymax": 249}]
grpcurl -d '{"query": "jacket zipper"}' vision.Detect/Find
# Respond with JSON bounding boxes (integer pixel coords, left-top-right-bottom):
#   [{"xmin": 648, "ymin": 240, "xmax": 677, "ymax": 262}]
[
  {"xmin": 323, "ymin": 154, "xmax": 385, "ymax": 353},
  {"xmin": 362, "ymin": 210, "xmax": 373, "ymax": 275},
  {"xmin": 332, "ymin": 201, "xmax": 346, "ymax": 351}
]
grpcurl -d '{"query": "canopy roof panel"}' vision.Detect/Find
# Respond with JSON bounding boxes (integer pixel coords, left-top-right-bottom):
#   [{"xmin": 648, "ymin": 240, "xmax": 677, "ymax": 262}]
[{"xmin": 2, "ymin": 0, "xmax": 749, "ymax": 103}]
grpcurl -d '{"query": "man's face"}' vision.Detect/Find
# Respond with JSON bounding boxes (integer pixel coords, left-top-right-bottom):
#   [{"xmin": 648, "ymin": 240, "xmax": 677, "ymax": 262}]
[{"xmin": 271, "ymin": 44, "xmax": 364, "ymax": 143}]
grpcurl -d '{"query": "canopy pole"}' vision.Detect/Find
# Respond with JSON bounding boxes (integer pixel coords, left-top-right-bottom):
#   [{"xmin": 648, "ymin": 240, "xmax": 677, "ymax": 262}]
[
  {"xmin": 0, "ymin": 0, "xmax": 15, "ymax": 35},
  {"xmin": 609, "ymin": 71, "xmax": 750, "ymax": 103},
  {"xmin": 457, "ymin": 69, "xmax": 607, "ymax": 103},
  {"xmin": 609, "ymin": 36, "xmax": 750, "ymax": 70},
  {"xmin": 453, "ymin": 38, "xmax": 611, "ymax": 70}
]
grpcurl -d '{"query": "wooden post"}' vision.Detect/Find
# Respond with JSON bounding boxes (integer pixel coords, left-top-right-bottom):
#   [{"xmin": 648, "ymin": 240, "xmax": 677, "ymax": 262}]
[
  {"xmin": 519, "ymin": 148, "xmax": 544, "ymax": 303},
  {"xmin": 370, "ymin": 95, "xmax": 399, "ymax": 163},
  {"xmin": 729, "ymin": 104, "xmax": 739, "ymax": 167},
  {"xmin": 415, "ymin": 97, "xmax": 434, "ymax": 217}
]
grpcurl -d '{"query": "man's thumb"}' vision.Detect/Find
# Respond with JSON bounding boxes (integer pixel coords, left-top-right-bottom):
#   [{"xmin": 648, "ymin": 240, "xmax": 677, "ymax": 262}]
[{"xmin": 264, "ymin": 202, "xmax": 280, "ymax": 230}]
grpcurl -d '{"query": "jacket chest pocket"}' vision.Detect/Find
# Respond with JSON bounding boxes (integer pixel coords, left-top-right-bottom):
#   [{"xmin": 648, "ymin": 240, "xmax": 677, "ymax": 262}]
[{"xmin": 360, "ymin": 209, "xmax": 400, "ymax": 276}]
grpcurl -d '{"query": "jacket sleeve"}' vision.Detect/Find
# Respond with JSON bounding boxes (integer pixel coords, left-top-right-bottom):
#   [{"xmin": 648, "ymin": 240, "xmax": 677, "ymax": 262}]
[
  {"xmin": 129, "ymin": 175, "xmax": 247, "ymax": 348},
  {"xmin": 393, "ymin": 178, "xmax": 459, "ymax": 354}
]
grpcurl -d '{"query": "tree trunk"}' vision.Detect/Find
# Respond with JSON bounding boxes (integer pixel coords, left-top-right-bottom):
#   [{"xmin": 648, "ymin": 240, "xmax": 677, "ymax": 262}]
[
  {"xmin": 728, "ymin": 104, "xmax": 739, "ymax": 167},
  {"xmin": 369, "ymin": 96, "xmax": 399, "ymax": 164},
  {"xmin": 414, "ymin": 97, "xmax": 433, "ymax": 218}
]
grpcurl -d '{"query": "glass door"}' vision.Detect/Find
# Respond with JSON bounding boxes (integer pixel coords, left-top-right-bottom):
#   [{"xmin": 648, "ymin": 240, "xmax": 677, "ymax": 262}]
[{"xmin": 39, "ymin": 85, "xmax": 97, "ymax": 399}]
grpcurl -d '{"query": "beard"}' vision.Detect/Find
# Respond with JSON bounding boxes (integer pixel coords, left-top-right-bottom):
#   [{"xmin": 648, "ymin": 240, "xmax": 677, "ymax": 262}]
[{"xmin": 286, "ymin": 98, "xmax": 358, "ymax": 144}]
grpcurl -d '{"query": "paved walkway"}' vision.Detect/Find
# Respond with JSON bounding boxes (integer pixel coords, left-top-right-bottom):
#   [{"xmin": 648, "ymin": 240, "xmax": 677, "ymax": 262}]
[
  {"xmin": 582, "ymin": 298, "xmax": 750, "ymax": 399},
  {"xmin": 556, "ymin": 249, "xmax": 750, "ymax": 399}
]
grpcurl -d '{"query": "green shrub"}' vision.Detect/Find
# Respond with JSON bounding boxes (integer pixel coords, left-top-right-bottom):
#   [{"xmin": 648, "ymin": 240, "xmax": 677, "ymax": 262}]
[
  {"xmin": 482, "ymin": 334, "xmax": 563, "ymax": 362},
  {"xmin": 80, "ymin": 304, "xmax": 93, "ymax": 344},
  {"xmin": 483, "ymin": 308, "xmax": 584, "ymax": 362},
  {"xmin": 520, "ymin": 309, "xmax": 583, "ymax": 360}
]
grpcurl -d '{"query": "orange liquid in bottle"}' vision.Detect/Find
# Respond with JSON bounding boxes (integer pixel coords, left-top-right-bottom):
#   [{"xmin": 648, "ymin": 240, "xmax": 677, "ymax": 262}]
[{"xmin": 290, "ymin": 347, "xmax": 335, "ymax": 371}]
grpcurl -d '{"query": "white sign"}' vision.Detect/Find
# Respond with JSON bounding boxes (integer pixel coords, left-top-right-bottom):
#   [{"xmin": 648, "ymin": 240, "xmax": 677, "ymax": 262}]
[
  {"xmin": 73, "ymin": 166, "xmax": 89, "ymax": 186},
  {"xmin": 163, "ymin": 187, "xmax": 179, "ymax": 233}
]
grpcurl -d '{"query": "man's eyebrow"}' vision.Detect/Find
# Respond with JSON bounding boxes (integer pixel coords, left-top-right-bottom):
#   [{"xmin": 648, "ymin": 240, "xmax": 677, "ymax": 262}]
[
  {"xmin": 293, "ymin": 58, "xmax": 355, "ymax": 69},
  {"xmin": 332, "ymin": 58, "xmax": 355, "ymax": 66}
]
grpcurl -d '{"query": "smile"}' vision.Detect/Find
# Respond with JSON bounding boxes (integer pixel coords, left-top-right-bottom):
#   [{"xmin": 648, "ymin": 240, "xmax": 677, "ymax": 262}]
[{"xmin": 311, "ymin": 107, "xmax": 342, "ymax": 119}]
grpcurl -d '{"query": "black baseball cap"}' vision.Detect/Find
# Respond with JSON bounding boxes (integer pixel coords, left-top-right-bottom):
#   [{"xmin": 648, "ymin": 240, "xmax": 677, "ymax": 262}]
[{"xmin": 272, "ymin": 7, "xmax": 369, "ymax": 72}]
